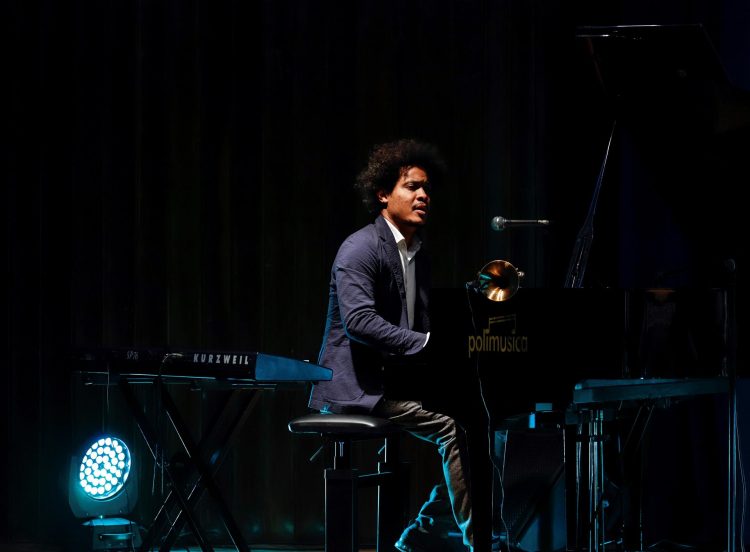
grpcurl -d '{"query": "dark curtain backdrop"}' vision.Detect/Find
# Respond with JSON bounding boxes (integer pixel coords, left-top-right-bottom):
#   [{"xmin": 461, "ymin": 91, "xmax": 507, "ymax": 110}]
[{"xmin": 5, "ymin": 0, "xmax": 749, "ymax": 550}]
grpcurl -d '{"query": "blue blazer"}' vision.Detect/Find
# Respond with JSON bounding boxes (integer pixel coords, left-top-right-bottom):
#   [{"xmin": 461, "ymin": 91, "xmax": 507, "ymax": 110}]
[{"xmin": 308, "ymin": 215, "xmax": 430, "ymax": 413}]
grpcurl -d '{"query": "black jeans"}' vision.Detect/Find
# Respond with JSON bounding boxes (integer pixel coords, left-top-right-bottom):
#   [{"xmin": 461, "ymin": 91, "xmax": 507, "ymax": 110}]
[{"xmin": 372, "ymin": 398, "xmax": 473, "ymax": 549}]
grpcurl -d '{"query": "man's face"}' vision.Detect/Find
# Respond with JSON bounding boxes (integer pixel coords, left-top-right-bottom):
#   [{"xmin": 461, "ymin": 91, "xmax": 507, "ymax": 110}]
[{"xmin": 378, "ymin": 166, "xmax": 431, "ymax": 231}]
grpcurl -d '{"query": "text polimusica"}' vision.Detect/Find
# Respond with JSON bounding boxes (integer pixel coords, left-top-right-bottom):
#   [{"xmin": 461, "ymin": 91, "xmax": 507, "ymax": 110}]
[{"xmin": 467, "ymin": 329, "xmax": 528, "ymax": 357}]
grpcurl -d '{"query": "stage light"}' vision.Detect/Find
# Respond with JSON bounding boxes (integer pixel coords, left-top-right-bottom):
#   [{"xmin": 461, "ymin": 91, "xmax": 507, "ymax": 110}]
[
  {"xmin": 78, "ymin": 436, "xmax": 131, "ymax": 500},
  {"xmin": 69, "ymin": 434, "xmax": 141, "ymax": 550}
]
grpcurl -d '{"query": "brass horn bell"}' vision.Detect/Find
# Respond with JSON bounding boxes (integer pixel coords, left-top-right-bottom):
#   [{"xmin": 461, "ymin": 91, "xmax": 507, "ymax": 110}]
[{"xmin": 475, "ymin": 259, "xmax": 524, "ymax": 302}]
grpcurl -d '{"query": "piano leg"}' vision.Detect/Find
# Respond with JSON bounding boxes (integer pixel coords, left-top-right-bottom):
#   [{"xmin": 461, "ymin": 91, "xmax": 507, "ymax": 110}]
[{"xmin": 468, "ymin": 427, "xmax": 494, "ymax": 552}]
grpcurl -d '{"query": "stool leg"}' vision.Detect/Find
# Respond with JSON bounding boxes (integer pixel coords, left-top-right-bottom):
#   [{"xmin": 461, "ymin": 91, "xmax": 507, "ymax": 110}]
[
  {"xmin": 377, "ymin": 436, "xmax": 409, "ymax": 552},
  {"xmin": 325, "ymin": 468, "xmax": 358, "ymax": 552},
  {"xmin": 325, "ymin": 440, "xmax": 358, "ymax": 552}
]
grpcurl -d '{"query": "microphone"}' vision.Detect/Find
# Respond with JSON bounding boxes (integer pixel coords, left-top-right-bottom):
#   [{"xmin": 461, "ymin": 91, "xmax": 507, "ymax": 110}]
[{"xmin": 491, "ymin": 215, "xmax": 551, "ymax": 232}]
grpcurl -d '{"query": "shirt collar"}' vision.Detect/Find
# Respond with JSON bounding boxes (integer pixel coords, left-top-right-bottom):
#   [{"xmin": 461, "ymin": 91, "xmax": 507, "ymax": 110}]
[
  {"xmin": 380, "ymin": 215, "xmax": 422, "ymax": 246},
  {"xmin": 381, "ymin": 215, "xmax": 421, "ymax": 254}
]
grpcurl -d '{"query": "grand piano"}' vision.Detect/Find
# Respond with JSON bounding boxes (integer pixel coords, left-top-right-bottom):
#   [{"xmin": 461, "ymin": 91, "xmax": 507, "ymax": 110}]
[
  {"xmin": 391, "ymin": 22, "xmax": 744, "ymax": 552},
  {"xmin": 391, "ymin": 283, "xmax": 731, "ymax": 552}
]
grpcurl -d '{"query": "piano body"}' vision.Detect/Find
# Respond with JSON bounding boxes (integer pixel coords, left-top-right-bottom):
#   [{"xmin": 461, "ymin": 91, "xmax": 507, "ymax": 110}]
[
  {"xmin": 422, "ymin": 286, "xmax": 628, "ymax": 422},
  {"xmin": 410, "ymin": 285, "xmax": 731, "ymax": 552},
  {"xmin": 397, "ymin": 285, "xmax": 727, "ymax": 423}
]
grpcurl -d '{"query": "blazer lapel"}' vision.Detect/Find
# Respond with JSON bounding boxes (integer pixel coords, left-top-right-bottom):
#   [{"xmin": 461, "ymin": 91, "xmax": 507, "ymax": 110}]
[{"xmin": 376, "ymin": 216, "xmax": 406, "ymax": 295}]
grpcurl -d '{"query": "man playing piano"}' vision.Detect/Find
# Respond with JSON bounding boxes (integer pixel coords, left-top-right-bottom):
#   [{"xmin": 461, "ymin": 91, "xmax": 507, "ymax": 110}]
[{"xmin": 308, "ymin": 138, "xmax": 473, "ymax": 551}]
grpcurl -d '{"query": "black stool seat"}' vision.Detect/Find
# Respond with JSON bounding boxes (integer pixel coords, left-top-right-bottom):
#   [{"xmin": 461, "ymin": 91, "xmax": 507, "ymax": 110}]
[
  {"xmin": 289, "ymin": 412, "xmax": 410, "ymax": 552},
  {"xmin": 288, "ymin": 413, "xmax": 400, "ymax": 438}
]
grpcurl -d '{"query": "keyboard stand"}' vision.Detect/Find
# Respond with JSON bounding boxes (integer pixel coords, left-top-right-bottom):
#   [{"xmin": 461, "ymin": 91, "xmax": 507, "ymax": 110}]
[
  {"xmin": 73, "ymin": 347, "xmax": 332, "ymax": 551},
  {"xmin": 118, "ymin": 378, "xmax": 269, "ymax": 552},
  {"xmin": 567, "ymin": 377, "xmax": 730, "ymax": 551}
]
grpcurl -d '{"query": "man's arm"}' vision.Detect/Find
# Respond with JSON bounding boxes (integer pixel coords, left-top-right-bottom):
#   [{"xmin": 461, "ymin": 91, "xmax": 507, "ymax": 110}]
[{"xmin": 335, "ymin": 239, "xmax": 427, "ymax": 356}]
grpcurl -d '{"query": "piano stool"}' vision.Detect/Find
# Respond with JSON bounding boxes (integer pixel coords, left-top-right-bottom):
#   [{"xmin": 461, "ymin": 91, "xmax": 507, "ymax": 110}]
[{"xmin": 288, "ymin": 413, "xmax": 410, "ymax": 552}]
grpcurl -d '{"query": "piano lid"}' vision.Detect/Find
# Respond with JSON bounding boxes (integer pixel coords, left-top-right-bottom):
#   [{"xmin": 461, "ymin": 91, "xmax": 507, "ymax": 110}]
[
  {"xmin": 567, "ymin": 23, "xmax": 749, "ymax": 291},
  {"xmin": 576, "ymin": 23, "xmax": 750, "ymax": 135}
]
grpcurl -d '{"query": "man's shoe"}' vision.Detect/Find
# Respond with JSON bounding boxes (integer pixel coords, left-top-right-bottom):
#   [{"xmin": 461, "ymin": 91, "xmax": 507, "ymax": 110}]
[
  {"xmin": 490, "ymin": 533, "xmax": 524, "ymax": 552},
  {"xmin": 394, "ymin": 522, "xmax": 451, "ymax": 551}
]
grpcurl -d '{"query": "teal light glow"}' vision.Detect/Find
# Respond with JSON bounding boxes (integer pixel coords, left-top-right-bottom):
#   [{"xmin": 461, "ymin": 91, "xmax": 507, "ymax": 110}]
[{"xmin": 78, "ymin": 436, "xmax": 131, "ymax": 500}]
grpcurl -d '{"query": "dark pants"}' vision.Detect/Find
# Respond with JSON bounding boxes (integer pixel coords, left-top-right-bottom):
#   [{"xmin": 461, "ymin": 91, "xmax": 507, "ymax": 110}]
[{"xmin": 372, "ymin": 399, "xmax": 473, "ymax": 549}]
